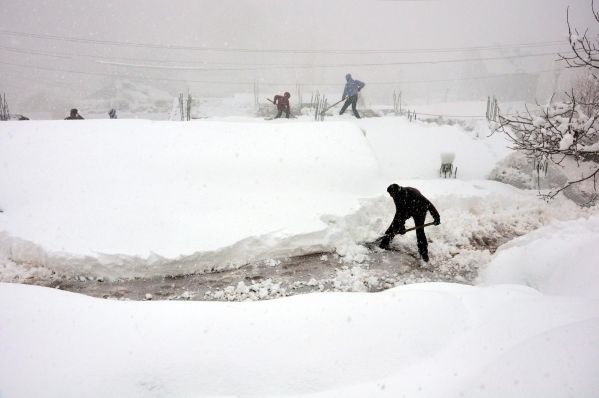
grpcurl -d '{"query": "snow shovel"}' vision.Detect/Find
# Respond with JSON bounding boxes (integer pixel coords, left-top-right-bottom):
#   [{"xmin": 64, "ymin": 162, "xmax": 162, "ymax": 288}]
[
  {"xmin": 320, "ymin": 98, "xmax": 346, "ymax": 115},
  {"xmin": 371, "ymin": 221, "xmax": 437, "ymax": 247}
]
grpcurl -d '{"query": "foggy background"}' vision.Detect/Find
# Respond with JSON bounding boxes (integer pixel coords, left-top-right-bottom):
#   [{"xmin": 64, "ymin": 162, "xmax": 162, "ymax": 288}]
[{"xmin": 0, "ymin": 0, "xmax": 596, "ymax": 118}]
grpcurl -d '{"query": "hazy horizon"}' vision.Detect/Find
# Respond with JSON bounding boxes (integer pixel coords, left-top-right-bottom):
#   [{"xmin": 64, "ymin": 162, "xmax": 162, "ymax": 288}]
[{"xmin": 1, "ymin": 0, "xmax": 597, "ymax": 115}]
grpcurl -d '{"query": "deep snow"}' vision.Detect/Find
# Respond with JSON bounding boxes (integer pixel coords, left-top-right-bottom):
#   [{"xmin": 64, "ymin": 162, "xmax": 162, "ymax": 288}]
[
  {"xmin": 1, "ymin": 112, "xmax": 599, "ymax": 397},
  {"xmin": 1, "ymin": 277, "xmax": 598, "ymax": 398}
]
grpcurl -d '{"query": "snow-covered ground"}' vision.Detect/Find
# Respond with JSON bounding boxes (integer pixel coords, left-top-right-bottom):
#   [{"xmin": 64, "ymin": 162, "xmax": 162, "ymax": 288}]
[{"xmin": 1, "ymin": 111, "xmax": 598, "ymax": 397}]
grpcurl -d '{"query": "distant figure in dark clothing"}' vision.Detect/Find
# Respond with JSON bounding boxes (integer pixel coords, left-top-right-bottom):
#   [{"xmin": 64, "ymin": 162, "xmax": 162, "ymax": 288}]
[
  {"xmin": 108, "ymin": 108, "xmax": 117, "ymax": 119},
  {"xmin": 379, "ymin": 184, "xmax": 441, "ymax": 262},
  {"xmin": 273, "ymin": 92, "xmax": 291, "ymax": 118},
  {"xmin": 340, "ymin": 73, "xmax": 365, "ymax": 118},
  {"xmin": 65, "ymin": 108, "xmax": 84, "ymax": 120}
]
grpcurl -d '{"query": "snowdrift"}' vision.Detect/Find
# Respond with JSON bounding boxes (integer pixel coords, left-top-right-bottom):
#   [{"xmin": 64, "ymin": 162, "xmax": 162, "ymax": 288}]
[
  {"xmin": 1, "ymin": 281, "xmax": 597, "ymax": 398},
  {"xmin": 0, "ymin": 119, "xmax": 380, "ymax": 277},
  {"xmin": 479, "ymin": 213, "xmax": 599, "ymax": 300}
]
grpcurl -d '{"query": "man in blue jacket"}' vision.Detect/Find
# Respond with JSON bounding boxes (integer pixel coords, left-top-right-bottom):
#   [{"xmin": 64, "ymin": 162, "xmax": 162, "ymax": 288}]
[{"xmin": 339, "ymin": 73, "xmax": 365, "ymax": 118}]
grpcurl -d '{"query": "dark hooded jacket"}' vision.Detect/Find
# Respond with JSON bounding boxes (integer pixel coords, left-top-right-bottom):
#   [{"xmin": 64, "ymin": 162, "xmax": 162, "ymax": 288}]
[
  {"xmin": 386, "ymin": 185, "xmax": 440, "ymax": 234},
  {"xmin": 65, "ymin": 109, "xmax": 84, "ymax": 120}
]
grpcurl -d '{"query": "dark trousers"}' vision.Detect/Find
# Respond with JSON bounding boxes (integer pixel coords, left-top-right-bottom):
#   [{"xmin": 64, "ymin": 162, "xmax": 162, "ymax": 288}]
[
  {"xmin": 413, "ymin": 213, "xmax": 428, "ymax": 257},
  {"xmin": 380, "ymin": 213, "xmax": 428, "ymax": 257},
  {"xmin": 275, "ymin": 108, "xmax": 290, "ymax": 118},
  {"xmin": 339, "ymin": 95, "xmax": 360, "ymax": 118}
]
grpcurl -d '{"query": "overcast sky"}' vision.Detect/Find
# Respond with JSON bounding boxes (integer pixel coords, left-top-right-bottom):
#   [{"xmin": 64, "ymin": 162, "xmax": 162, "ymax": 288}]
[{"xmin": 1, "ymin": 0, "xmax": 596, "ymax": 110}]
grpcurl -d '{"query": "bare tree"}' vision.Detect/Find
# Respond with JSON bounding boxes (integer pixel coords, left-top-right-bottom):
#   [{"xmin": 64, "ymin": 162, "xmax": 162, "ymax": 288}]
[
  {"xmin": 495, "ymin": 92, "xmax": 599, "ymax": 201},
  {"xmin": 559, "ymin": 3, "xmax": 599, "ymax": 73},
  {"xmin": 494, "ymin": 2, "xmax": 599, "ymax": 204}
]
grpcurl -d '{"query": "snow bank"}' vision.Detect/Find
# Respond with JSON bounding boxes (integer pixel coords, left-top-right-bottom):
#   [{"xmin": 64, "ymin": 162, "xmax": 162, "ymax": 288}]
[
  {"xmin": 1, "ymin": 282, "xmax": 597, "ymax": 398},
  {"xmin": 479, "ymin": 213, "xmax": 599, "ymax": 300},
  {"xmin": 0, "ymin": 119, "xmax": 379, "ymax": 266}
]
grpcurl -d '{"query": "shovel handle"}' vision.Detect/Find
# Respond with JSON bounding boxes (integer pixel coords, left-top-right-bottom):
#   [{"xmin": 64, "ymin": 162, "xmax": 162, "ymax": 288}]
[
  {"xmin": 320, "ymin": 98, "xmax": 346, "ymax": 114},
  {"xmin": 375, "ymin": 221, "xmax": 436, "ymax": 242},
  {"xmin": 404, "ymin": 221, "xmax": 436, "ymax": 233}
]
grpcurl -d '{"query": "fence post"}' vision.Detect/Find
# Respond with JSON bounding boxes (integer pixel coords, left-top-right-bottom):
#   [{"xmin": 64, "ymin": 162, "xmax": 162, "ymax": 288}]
[
  {"xmin": 0, "ymin": 93, "xmax": 10, "ymax": 121},
  {"xmin": 186, "ymin": 92, "xmax": 192, "ymax": 121}
]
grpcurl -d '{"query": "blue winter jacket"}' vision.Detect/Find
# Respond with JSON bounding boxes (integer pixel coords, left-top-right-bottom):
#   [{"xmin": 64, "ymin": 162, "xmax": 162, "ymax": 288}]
[{"xmin": 342, "ymin": 74, "xmax": 365, "ymax": 98}]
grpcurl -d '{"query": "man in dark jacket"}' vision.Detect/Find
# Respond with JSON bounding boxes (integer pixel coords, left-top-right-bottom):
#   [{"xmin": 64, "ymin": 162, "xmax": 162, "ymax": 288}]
[
  {"xmin": 379, "ymin": 184, "xmax": 441, "ymax": 262},
  {"xmin": 273, "ymin": 92, "xmax": 291, "ymax": 119},
  {"xmin": 339, "ymin": 73, "xmax": 365, "ymax": 118},
  {"xmin": 65, "ymin": 108, "xmax": 84, "ymax": 120}
]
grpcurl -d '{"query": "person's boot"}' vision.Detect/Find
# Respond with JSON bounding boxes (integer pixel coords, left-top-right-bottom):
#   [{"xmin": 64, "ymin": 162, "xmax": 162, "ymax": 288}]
[
  {"xmin": 378, "ymin": 236, "xmax": 391, "ymax": 250},
  {"xmin": 420, "ymin": 252, "xmax": 429, "ymax": 262}
]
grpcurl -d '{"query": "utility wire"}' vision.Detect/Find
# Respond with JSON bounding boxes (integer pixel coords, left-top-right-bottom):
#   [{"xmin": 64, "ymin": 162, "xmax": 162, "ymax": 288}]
[
  {"xmin": 97, "ymin": 52, "xmax": 566, "ymax": 71},
  {"xmin": 1, "ymin": 43, "xmax": 572, "ymax": 68},
  {"xmin": 0, "ymin": 44, "xmax": 568, "ymax": 70},
  {"xmin": 0, "ymin": 29, "xmax": 568, "ymax": 55},
  {"xmin": 0, "ymin": 60, "xmax": 568, "ymax": 86}
]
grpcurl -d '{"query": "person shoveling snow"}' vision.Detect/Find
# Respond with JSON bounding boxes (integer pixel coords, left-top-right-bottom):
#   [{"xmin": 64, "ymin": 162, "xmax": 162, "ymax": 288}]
[
  {"xmin": 339, "ymin": 73, "xmax": 365, "ymax": 118},
  {"xmin": 377, "ymin": 184, "xmax": 440, "ymax": 262},
  {"xmin": 269, "ymin": 92, "xmax": 291, "ymax": 119}
]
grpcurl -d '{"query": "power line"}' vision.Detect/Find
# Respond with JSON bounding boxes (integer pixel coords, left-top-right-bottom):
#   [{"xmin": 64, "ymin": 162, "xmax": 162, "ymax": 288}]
[
  {"xmin": 0, "ymin": 44, "xmax": 568, "ymax": 71},
  {"xmin": 97, "ymin": 52, "xmax": 566, "ymax": 71},
  {"xmin": 0, "ymin": 60, "xmax": 568, "ymax": 87},
  {"xmin": 0, "ymin": 29, "xmax": 568, "ymax": 55}
]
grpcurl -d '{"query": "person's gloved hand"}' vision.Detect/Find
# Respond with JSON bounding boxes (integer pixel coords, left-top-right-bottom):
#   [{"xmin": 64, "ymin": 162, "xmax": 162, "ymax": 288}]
[
  {"xmin": 398, "ymin": 226, "xmax": 407, "ymax": 235},
  {"xmin": 434, "ymin": 218, "xmax": 441, "ymax": 226}
]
